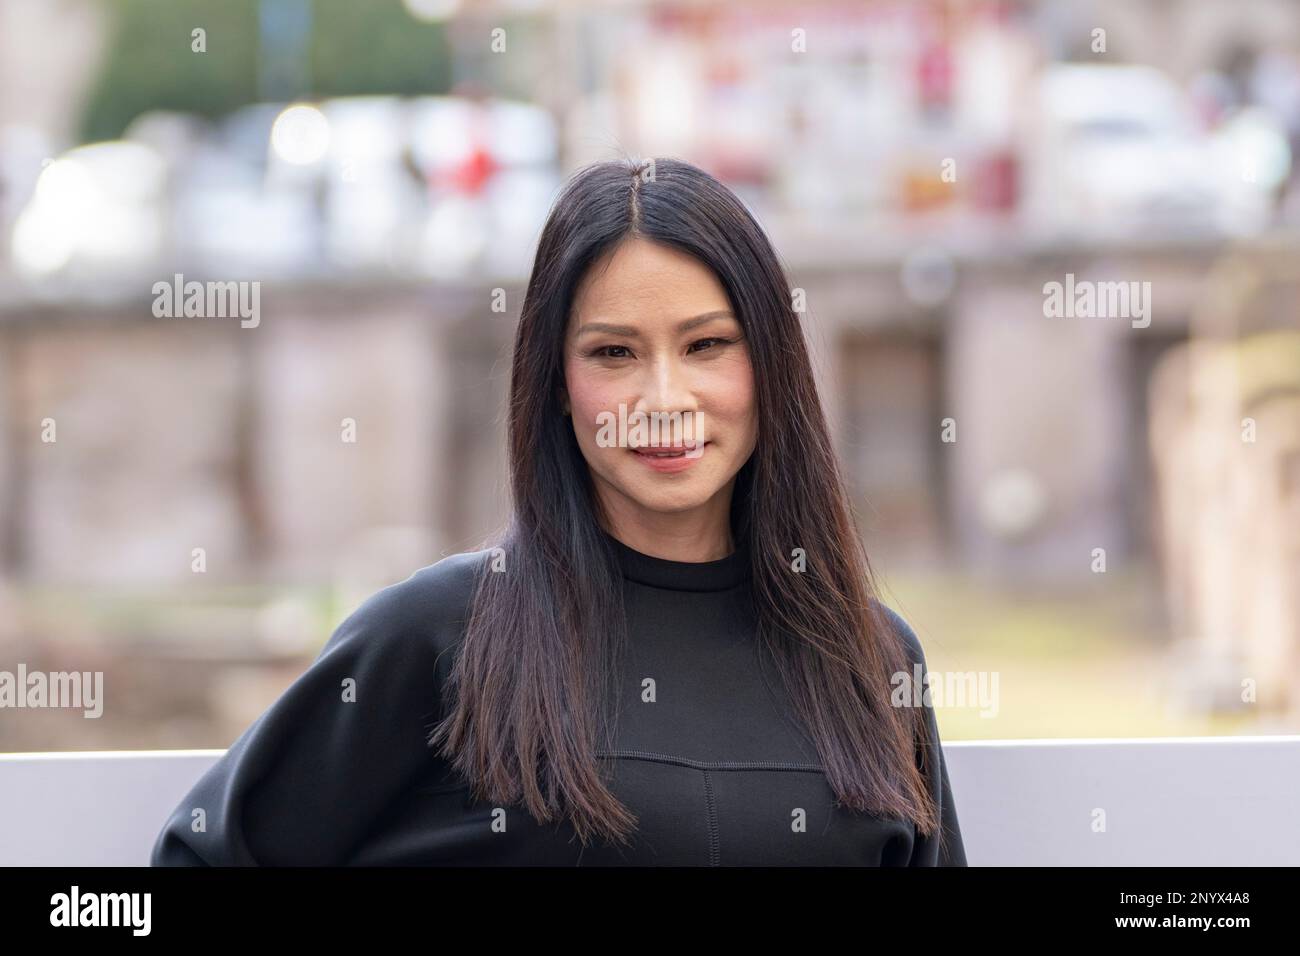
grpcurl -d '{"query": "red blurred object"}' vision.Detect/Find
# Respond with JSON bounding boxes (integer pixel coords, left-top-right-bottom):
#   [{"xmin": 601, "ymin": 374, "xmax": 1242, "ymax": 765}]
[
  {"xmin": 448, "ymin": 142, "xmax": 497, "ymax": 194},
  {"xmin": 917, "ymin": 41, "xmax": 953, "ymax": 111},
  {"xmin": 972, "ymin": 149, "xmax": 1018, "ymax": 212},
  {"xmin": 427, "ymin": 105, "xmax": 499, "ymax": 196}
]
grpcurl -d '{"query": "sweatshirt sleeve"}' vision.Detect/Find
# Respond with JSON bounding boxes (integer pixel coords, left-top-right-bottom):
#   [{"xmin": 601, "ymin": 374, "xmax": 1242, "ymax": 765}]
[
  {"xmin": 149, "ymin": 552, "xmax": 484, "ymax": 866},
  {"xmin": 878, "ymin": 603, "xmax": 968, "ymax": 867}
]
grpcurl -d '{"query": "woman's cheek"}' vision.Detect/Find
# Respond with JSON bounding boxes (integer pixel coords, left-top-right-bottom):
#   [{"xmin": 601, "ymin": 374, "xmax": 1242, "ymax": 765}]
[
  {"xmin": 566, "ymin": 371, "xmax": 622, "ymax": 447},
  {"xmin": 708, "ymin": 357, "xmax": 757, "ymax": 428}
]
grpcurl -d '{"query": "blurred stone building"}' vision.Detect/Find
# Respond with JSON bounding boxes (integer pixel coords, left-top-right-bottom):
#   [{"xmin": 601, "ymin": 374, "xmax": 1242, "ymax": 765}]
[{"xmin": 4, "ymin": 0, "xmax": 1300, "ymax": 753}]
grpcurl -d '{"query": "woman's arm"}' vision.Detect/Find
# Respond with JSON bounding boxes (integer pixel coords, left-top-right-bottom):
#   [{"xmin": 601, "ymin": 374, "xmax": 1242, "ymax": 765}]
[
  {"xmin": 877, "ymin": 603, "xmax": 969, "ymax": 867},
  {"xmin": 149, "ymin": 553, "xmax": 482, "ymax": 866},
  {"xmin": 922, "ymin": 704, "xmax": 968, "ymax": 867}
]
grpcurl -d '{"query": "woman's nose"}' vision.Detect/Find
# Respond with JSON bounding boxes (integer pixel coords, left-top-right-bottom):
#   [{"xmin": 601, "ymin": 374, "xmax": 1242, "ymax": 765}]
[{"xmin": 633, "ymin": 355, "xmax": 696, "ymax": 416}]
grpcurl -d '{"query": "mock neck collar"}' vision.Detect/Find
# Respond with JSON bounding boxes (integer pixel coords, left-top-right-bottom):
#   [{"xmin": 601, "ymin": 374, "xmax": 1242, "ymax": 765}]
[{"xmin": 602, "ymin": 529, "xmax": 751, "ymax": 592}]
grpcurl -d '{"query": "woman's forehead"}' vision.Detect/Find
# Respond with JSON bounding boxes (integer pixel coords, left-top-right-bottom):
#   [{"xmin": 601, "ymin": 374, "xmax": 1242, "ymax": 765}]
[{"xmin": 571, "ymin": 241, "xmax": 730, "ymax": 322}]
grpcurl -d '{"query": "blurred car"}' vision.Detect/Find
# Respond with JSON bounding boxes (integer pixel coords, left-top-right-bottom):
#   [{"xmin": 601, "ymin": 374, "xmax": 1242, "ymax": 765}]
[
  {"xmin": 1029, "ymin": 64, "xmax": 1286, "ymax": 235},
  {"xmin": 10, "ymin": 140, "xmax": 166, "ymax": 281},
  {"xmin": 9, "ymin": 94, "xmax": 562, "ymax": 282}
]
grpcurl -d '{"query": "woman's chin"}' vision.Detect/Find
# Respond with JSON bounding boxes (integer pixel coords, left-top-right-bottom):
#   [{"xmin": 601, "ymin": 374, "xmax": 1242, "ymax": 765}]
[{"xmin": 617, "ymin": 480, "xmax": 719, "ymax": 515}]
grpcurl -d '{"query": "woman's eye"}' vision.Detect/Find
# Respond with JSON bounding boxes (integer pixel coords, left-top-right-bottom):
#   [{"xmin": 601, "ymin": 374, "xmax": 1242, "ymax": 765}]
[
  {"xmin": 689, "ymin": 337, "xmax": 732, "ymax": 353},
  {"xmin": 590, "ymin": 339, "xmax": 734, "ymax": 359}
]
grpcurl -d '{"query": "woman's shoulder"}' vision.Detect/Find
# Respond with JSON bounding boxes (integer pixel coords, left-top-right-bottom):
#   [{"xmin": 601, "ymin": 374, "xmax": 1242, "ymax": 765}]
[
  {"xmin": 323, "ymin": 547, "xmax": 495, "ymax": 660},
  {"xmin": 871, "ymin": 599, "xmax": 928, "ymax": 668},
  {"xmin": 387, "ymin": 547, "xmax": 496, "ymax": 624}
]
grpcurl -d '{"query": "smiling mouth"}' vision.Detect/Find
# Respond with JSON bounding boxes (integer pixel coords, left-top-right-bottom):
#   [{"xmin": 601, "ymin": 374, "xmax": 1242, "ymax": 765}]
[
  {"xmin": 633, "ymin": 448, "xmax": 688, "ymax": 458},
  {"xmin": 629, "ymin": 441, "xmax": 704, "ymax": 458},
  {"xmin": 624, "ymin": 442, "xmax": 707, "ymax": 460}
]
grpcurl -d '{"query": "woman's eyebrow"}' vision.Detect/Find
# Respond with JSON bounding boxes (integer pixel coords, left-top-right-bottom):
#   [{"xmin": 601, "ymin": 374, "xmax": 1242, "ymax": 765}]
[{"xmin": 575, "ymin": 310, "xmax": 736, "ymax": 338}]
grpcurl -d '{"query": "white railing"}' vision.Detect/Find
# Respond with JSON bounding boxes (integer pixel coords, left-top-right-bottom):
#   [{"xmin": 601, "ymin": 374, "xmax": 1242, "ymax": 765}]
[{"xmin": 2, "ymin": 736, "xmax": 1298, "ymax": 865}]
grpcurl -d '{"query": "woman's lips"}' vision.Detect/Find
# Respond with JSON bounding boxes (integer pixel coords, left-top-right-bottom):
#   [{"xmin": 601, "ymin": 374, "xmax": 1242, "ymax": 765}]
[{"xmin": 627, "ymin": 442, "xmax": 707, "ymax": 473}]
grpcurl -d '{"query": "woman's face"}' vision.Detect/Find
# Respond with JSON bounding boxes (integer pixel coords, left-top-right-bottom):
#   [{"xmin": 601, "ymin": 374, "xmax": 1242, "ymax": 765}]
[{"xmin": 561, "ymin": 237, "xmax": 758, "ymax": 530}]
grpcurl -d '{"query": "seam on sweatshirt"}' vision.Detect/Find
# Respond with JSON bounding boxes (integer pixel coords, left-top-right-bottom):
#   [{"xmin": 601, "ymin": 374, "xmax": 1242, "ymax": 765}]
[
  {"xmin": 622, "ymin": 579, "xmax": 752, "ymax": 596},
  {"xmin": 413, "ymin": 752, "xmax": 823, "ymax": 794},
  {"xmin": 701, "ymin": 769, "xmax": 721, "ymax": 867},
  {"xmin": 595, "ymin": 749, "xmax": 824, "ymax": 773}
]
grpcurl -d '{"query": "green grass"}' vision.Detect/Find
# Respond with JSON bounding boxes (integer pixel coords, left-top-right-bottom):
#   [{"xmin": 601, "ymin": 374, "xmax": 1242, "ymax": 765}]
[
  {"xmin": 11, "ymin": 570, "xmax": 1290, "ymax": 742},
  {"xmin": 17, "ymin": 583, "xmax": 338, "ymax": 649},
  {"xmin": 877, "ymin": 569, "xmax": 1281, "ymax": 741}
]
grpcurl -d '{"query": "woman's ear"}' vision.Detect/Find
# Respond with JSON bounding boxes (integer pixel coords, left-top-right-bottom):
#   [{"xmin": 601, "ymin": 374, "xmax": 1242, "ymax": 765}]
[{"xmin": 557, "ymin": 386, "xmax": 571, "ymax": 417}]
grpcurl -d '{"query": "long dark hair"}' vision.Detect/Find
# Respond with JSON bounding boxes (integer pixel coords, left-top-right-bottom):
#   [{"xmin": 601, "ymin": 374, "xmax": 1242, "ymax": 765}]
[{"xmin": 429, "ymin": 157, "xmax": 938, "ymax": 846}]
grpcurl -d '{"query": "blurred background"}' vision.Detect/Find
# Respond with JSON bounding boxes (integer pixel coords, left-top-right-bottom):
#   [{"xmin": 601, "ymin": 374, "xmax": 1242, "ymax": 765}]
[{"xmin": 0, "ymin": 0, "xmax": 1297, "ymax": 752}]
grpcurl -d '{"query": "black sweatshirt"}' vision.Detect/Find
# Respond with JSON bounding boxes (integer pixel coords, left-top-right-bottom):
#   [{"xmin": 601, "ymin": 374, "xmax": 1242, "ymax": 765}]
[{"xmin": 150, "ymin": 532, "xmax": 967, "ymax": 866}]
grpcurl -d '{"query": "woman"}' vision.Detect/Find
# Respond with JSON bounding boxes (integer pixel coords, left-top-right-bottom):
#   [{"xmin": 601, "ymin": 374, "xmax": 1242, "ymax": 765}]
[{"xmin": 151, "ymin": 157, "xmax": 966, "ymax": 866}]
